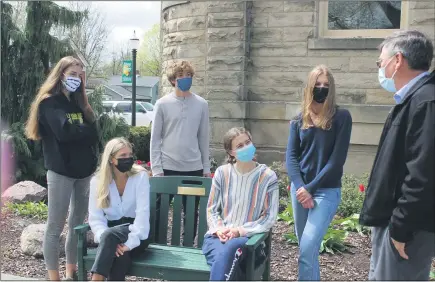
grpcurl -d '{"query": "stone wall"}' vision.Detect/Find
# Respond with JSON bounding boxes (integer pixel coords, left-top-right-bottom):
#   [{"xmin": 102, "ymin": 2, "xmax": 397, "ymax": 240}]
[{"xmin": 160, "ymin": 1, "xmax": 435, "ymax": 175}]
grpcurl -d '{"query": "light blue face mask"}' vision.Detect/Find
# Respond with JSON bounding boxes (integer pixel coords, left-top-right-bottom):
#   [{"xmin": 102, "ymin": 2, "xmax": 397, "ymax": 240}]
[
  {"xmin": 378, "ymin": 55, "xmax": 398, "ymax": 93},
  {"xmin": 235, "ymin": 143, "xmax": 256, "ymax": 162}
]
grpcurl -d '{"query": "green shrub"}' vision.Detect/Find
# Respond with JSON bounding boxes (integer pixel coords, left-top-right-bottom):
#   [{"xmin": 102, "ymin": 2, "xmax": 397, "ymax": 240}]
[
  {"xmin": 337, "ymin": 174, "xmax": 368, "ymax": 218},
  {"xmin": 5, "ymin": 201, "xmax": 48, "ymax": 219},
  {"xmin": 269, "ymin": 161, "xmax": 290, "ymax": 199},
  {"xmin": 333, "ymin": 213, "xmax": 371, "ymax": 235},
  {"xmin": 128, "ymin": 126, "xmax": 151, "ymax": 162}
]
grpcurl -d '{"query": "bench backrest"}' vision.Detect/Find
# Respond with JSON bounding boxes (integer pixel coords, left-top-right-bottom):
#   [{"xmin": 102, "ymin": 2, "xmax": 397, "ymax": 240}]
[{"xmin": 149, "ymin": 176, "xmax": 212, "ymax": 248}]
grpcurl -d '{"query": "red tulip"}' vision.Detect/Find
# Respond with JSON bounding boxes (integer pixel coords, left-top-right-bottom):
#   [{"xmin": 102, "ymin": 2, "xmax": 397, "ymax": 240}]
[
  {"xmin": 211, "ymin": 173, "xmax": 215, "ymax": 178},
  {"xmin": 136, "ymin": 160, "xmax": 143, "ymax": 165},
  {"xmin": 359, "ymin": 184, "xmax": 365, "ymax": 192},
  {"xmin": 287, "ymin": 185, "xmax": 291, "ymax": 191},
  {"xmin": 147, "ymin": 161, "xmax": 151, "ymax": 167}
]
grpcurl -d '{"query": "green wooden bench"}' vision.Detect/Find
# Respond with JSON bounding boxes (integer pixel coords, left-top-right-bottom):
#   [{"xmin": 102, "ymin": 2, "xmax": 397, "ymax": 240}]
[{"xmin": 75, "ymin": 176, "xmax": 272, "ymax": 280}]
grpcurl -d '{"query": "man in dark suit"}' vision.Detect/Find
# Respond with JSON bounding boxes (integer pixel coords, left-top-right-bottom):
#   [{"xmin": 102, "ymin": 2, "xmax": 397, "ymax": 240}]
[{"xmin": 360, "ymin": 30, "xmax": 434, "ymax": 280}]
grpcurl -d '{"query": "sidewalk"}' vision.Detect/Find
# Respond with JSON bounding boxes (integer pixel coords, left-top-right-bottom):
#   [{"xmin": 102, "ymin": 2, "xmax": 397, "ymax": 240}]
[{"xmin": 1, "ymin": 273, "xmax": 42, "ymax": 281}]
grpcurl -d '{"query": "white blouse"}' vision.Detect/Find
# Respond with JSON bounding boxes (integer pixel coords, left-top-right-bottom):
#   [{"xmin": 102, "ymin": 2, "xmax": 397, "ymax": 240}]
[{"xmin": 88, "ymin": 171, "xmax": 150, "ymax": 250}]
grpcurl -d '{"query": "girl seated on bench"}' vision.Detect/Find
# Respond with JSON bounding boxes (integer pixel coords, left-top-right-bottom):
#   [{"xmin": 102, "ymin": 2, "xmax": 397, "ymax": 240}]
[
  {"xmin": 203, "ymin": 127, "xmax": 279, "ymax": 281},
  {"xmin": 88, "ymin": 137, "xmax": 150, "ymax": 281}
]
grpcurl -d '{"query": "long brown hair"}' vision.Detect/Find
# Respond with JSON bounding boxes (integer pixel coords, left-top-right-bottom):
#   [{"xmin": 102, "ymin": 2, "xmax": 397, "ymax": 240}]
[
  {"xmin": 25, "ymin": 56, "xmax": 83, "ymax": 140},
  {"xmin": 223, "ymin": 127, "xmax": 253, "ymax": 164},
  {"xmin": 301, "ymin": 65, "xmax": 337, "ymax": 130}
]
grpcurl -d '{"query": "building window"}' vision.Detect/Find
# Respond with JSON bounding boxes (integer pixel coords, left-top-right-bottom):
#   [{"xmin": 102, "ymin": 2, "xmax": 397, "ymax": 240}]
[{"xmin": 318, "ymin": 1, "xmax": 409, "ymax": 38}]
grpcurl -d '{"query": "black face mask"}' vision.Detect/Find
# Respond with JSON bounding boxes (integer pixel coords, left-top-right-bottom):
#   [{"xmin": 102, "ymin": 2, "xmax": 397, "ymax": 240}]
[
  {"xmin": 313, "ymin": 87, "xmax": 329, "ymax": 103},
  {"xmin": 115, "ymin": 157, "xmax": 134, "ymax": 173}
]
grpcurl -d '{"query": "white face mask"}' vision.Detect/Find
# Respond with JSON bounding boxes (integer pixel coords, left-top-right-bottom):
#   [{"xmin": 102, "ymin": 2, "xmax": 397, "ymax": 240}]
[
  {"xmin": 378, "ymin": 55, "xmax": 398, "ymax": 93},
  {"xmin": 62, "ymin": 76, "xmax": 81, "ymax": 92}
]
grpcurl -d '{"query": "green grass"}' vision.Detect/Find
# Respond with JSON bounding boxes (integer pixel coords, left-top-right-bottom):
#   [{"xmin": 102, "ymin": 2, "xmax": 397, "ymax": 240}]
[{"xmin": 5, "ymin": 201, "xmax": 48, "ymax": 219}]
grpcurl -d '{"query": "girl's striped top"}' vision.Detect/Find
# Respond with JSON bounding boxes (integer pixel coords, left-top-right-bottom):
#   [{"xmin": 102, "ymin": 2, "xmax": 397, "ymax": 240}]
[{"xmin": 206, "ymin": 163, "xmax": 279, "ymax": 237}]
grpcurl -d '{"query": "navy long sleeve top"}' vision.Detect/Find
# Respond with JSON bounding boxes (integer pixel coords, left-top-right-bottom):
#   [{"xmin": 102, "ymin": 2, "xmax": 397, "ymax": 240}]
[{"xmin": 285, "ymin": 108, "xmax": 352, "ymax": 194}]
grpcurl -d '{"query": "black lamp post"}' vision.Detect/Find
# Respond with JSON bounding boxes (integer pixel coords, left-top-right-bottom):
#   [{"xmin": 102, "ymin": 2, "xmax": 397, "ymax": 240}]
[{"xmin": 129, "ymin": 30, "xmax": 140, "ymax": 126}]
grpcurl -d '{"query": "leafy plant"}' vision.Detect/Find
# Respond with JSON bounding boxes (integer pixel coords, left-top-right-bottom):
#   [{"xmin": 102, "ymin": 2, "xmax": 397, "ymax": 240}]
[
  {"xmin": 278, "ymin": 202, "xmax": 294, "ymax": 225},
  {"xmin": 269, "ymin": 161, "xmax": 290, "ymax": 199},
  {"xmin": 210, "ymin": 157, "xmax": 218, "ymax": 173},
  {"xmin": 320, "ymin": 228, "xmax": 350, "ymax": 254},
  {"xmin": 5, "ymin": 201, "xmax": 48, "ymax": 219},
  {"xmin": 128, "ymin": 126, "xmax": 151, "ymax": 162},
  {"xmin": 333, "ymin": 213, "xmax": 371, "ymax": 235},
  {"xmin": 430, "ymin": 269, "xmax": 435, "ymax": 280},
  {"xmin": 337, "ymin": 173, "xmax": 368, "ymax": 217}
]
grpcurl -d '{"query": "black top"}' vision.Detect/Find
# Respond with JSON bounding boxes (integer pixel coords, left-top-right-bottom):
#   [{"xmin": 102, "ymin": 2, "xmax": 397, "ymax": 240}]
[
  {"xmin": 360, "ymin": 71, "xmax": 435, "ymax": 242},
  {"xmin": 286, "ymin": 108, "xmax": 353, "ymax": 194},
  {"xmin": 38, "ymin": 93, "xmax": 98, "ymax": 179}
]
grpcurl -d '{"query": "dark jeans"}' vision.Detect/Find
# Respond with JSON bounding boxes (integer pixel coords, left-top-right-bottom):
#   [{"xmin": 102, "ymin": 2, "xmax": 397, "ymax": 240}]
[
  {"xmin": 154, "ymin": 169, "xmax": 202, "ymax": 245},
  {"xmin": 91, "ymin": 218, "xmax": 149, "ymax": 281}
]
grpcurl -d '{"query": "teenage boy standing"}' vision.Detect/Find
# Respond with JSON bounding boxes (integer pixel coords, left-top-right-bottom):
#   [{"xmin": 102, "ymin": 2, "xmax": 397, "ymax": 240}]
[{"xmin": 150, "ymin": 60, "xmax": 211, "ymax": 243}]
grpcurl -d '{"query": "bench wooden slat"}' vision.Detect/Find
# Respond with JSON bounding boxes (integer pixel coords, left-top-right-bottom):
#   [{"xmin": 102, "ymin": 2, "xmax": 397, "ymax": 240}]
[
  {"xmin": 149, "ymin": 192, "xmax": 157, "ymax": 242},
  {"xmin": 183, "ymin": 196, "xmax": 196, "ymax": 247},
  {"xmin": 197, "ymin": 196, "xmax": 208, "ymax": 248},
  {"xmin": 158, "ymin": 194, "xmax": 170, "ymax": 244},
  {"xmin": 171, "ymin": 195, "xmax": 182, "ymax": 246}
]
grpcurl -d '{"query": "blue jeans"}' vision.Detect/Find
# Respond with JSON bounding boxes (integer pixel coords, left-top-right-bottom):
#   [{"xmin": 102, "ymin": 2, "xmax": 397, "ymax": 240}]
[
  {"xmin": 290, "ymin": 183, "xmax": 341, "ymax": 281},
  {"xmin": 202, "ymin": 235, "xmax": 249, "ymax": 281}
]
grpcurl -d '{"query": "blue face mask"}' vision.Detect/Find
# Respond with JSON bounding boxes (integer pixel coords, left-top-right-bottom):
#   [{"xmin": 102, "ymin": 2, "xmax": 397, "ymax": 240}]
[
  {"xmin": 378, "ymin": 56, "xmax": 398, "ymax": 93},
  {"xmin": 176, "ymin": 77, "xmax": 192, "ymax": 92},
  {"xmin": 235, "ymin": 143, "xmax": 256, "ymax": 162}
]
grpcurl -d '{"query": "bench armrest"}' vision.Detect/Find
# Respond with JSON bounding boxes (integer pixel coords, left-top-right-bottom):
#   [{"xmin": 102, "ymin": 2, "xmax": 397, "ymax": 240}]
[
  {"xmin": 245, "ymin": 232, "xmax": 268, "ymax": 250},
  {"xmin": 74, "ymin": 224, "xmax": 90, "ymax": 235}
]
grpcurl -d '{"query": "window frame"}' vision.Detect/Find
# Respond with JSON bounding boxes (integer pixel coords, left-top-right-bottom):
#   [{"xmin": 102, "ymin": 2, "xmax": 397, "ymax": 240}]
[{"xmin": 318, "ymin": 0, "xmax": 410, "ymax": 38}]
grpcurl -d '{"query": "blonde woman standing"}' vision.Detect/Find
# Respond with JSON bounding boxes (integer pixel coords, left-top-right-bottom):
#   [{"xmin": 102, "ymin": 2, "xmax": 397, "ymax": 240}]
[
  {"xmin": 88, "ymin": 137, "xmax": 150, "ymax": 281},
  {"xmin": 286, "ymin": 65, "xmax": 352, "ymax": 280},
  {"xmin": 25, "ymin": 56, "xmax": 98, "ymax": 281}
]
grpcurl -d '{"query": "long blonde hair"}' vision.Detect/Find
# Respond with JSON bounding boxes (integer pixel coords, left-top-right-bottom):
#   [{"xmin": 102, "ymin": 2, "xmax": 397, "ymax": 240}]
[
  {"xmin": 301, "ymin": 65, "xmax": 337, "ymax": 130},
  {"xmin": 25, "ymin": 56, "xmax": 83, "ymax": 140},
  {"xmin": 96, "ymin": 137, "xmax": 145, "ymax": 209}
]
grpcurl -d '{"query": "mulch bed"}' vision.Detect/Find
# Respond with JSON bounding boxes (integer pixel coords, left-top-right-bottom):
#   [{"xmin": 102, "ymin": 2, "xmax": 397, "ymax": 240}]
[{"xmin": 0, "ymin": 208, "xmax": 376, "ymax": 281}]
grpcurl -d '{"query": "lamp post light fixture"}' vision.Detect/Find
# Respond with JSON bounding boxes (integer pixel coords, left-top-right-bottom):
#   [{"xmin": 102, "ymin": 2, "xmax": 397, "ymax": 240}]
[{"xmin": 129, "ymin": 30, "xmax": 140, "ymax": 126}]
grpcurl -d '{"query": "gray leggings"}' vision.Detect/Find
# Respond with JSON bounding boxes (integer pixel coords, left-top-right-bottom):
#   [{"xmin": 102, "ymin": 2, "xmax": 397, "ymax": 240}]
[{"xmin": 43, "ymin": 170, "xmax": 91, "ymax": 270}]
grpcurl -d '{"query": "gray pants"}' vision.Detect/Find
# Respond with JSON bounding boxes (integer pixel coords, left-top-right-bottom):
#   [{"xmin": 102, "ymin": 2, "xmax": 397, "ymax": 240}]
[
  {"xmin": 43, "ymin": 170, "xmax": 91, "ymax": 270},
  {"xmin": 369, "ymin": 225, "xmax": 435, "ymax": 280}
]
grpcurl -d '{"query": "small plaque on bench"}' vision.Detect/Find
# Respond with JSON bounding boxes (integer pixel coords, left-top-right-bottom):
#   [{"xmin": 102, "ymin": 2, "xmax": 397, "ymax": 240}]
[{"xmin": 177, "ymin": 186, "xmax": 205, "ymax": 196}]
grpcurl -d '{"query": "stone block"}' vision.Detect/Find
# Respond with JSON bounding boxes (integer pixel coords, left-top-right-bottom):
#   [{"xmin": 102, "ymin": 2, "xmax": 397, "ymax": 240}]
[
  {"xmin": 409, "ymin": 9, "xmax": 435, "ymax": 25},
  {"xmin": 192, "ymin": 71, "xmax": 205, "ymax": 86},
  {"xmin": 247, "ymin": 71, "xmax": 306, "ymax": 87},
  {"xmin": 349, "ymin": 57, "xmax": 378, "ymax": 73},
  {"xmin": 209, "ymin": 101, "xmax": 246, "ymax": 119},
  {"xmin": 247, "ymin": 102, "xmax": 287, "ymax": 120},
  {"xmin": 190, "ymin": 86, "xmax": 205, "ymax": 97},
  {"xmin": 334, "ymin": 73, "xmax": 379, "ymax": 89},
  {"xmin": 160, "ymin": 86, "xmax": 173, "ymax": 97},
  {"xmin": 166, "ymin": 2, "xmax": 207, "ymax": 20},
  {"xmin": 163, "ymin": 19, "xmax": 178, "ymax": 33},
  {"xmin": 246, "ymin": 120, "xmax": 290, "ymax": 147},
  {"xmin": 350, "ymin": 123, "xmax": 383, "ymax": 146},
  {"xmin": 345, "ymin": 144, "xmax": 377, "ymax": 175},
  {"xmin": 163, "ymin": 30, "xmax": 205, "ymax": 46},
  {"xmin": 340, "ymin": 104, "xmax": 390, "ymax": 124},
  {"xmin": 207, "ymin": 1, "xmax": 245, "ymax": 12},
  {"xmin": 248, "ymin": 86, "xmax": 302, "ymax": 101},
  {"xmin": 177, "ymin": 16, "xmax": 206, "ymax": 31},
  {"xmin": 161, "ymin": 74, "xmax": 172, "ymax": 87},
  {"xmin": 285, "ymin": 102, "xmax": 302, "ymax": 120},
  {"xmin": 206, "ymin": 86, "xmax": 243, "ymax": 100},
  {"xmin": 251, "ymin": 27, "xmax": 283, "ymax": 42},
  {"xmin": 268, "ymin": 12, "xmax": 314, "ymax": 27},
  {"xmin": 249, "ymin": 57, "xmax": 349, "ymax": 72},
  {"xmin": 162, "ymin": 58, "xmax": 206, "ymax": 72},
  {"xmin": 251, "ymin": 14, "xmax": 269, "ymax": 28},
  {"xmin": 410, "ymin": 1, "xmax": 435, "ymax": 9},
  {"xmin": 208, "ymin": 12, "xmax": 245, "ymax": 28},
  {"xmin": 207, "ymin": 27, "xmax": 245, "ymax": 42},
  {"xmin": 283, "ymin": 1, "xmax": 315, "ymax": 12},
  {"xmin": 307, "ymin": 49, "xmax": 379, "ymax": 57},
  {"xmin": 162, "ymin": 44, "xmax": 206, "ymax": 59},
  {"xmin": 252, "ymin": 1, "xmax": 284, "ymax": 13},
  {"xmin": 207, "ymin": 71, "xmax": 243, "ymax": 86},
  {"xmin": 410, "ymin": 25, "xmax": 435, "ymax": 40},
  {"xmin": 336, "ymin": 89, "xmax": 367, "ymax": 104},
  {"xmin": 365, "ymin": 89, "xmax": 395, "ymax": 105},
  {"xmin": 282, "ymin": 27, "xmax": 314, "ymax": 42},
  {"xmin": 207, "ymin": 56, "xmax": 245, "ymax": 71},
  {"xmin": 250, "ymin": 42, "xmax": 307, "ymax": 57},
  {"xmin": 208, "ymin": 42, "xmax": 245, "ymax": 56},
  {"xmin": 210, "ymin": 119, "xmax": 246, "ymax": 143}
]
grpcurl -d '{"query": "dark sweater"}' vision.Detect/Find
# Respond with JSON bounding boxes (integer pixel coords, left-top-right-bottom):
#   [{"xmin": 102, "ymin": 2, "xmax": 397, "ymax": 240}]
[
  {"xmin": 38, "ymin": 93, "xmax": 98, "ymax": 179},
  {"xmin": 286, "ymin": 108, "xmax": 352, "ymax": 194}
]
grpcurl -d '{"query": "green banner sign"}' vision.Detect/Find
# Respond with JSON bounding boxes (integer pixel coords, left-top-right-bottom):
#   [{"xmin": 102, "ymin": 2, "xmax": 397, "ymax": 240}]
[{"xmin": 122, "ymin": 60, "xmax": 133, "ymax": 83}]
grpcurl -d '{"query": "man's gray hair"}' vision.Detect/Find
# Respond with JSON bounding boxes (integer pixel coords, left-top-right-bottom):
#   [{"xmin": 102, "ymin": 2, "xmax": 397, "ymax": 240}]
[{"xmin": 379, "ymin": 30, "xmax": 433, "ymax": 71}]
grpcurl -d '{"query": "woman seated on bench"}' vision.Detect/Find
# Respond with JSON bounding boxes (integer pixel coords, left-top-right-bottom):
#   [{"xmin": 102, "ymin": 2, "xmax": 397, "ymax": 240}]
[
  {"xmin": 203, "ymin": 127, "xmax": 279, "ymax": 281},
  {"xmin": 88, "ymin": 137, "xmax": 150, "ymax": 281}
]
